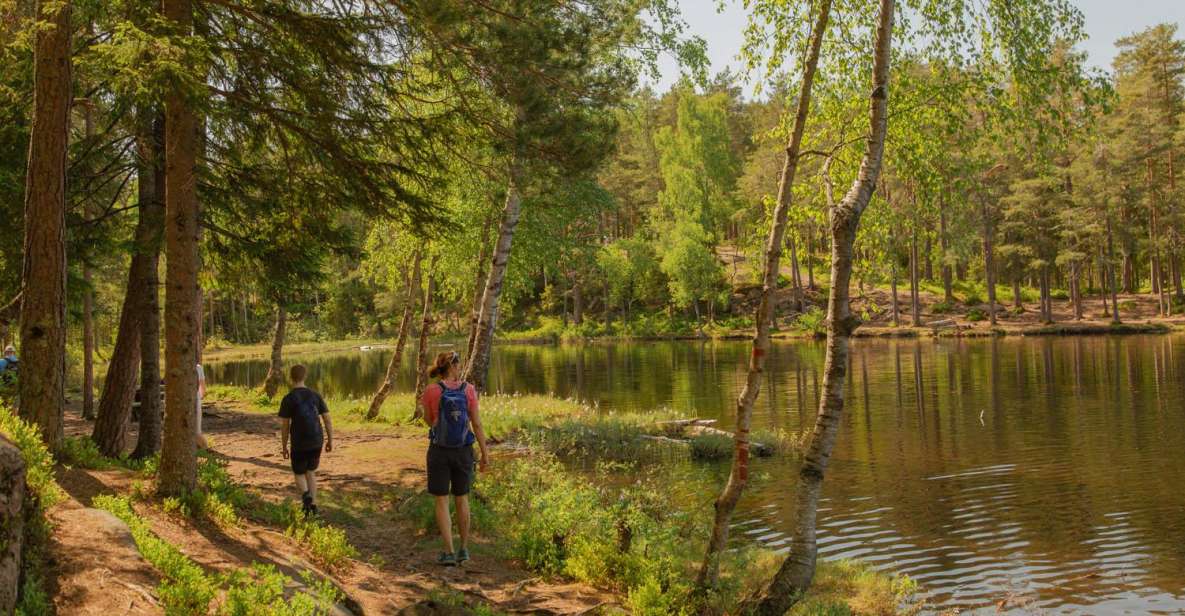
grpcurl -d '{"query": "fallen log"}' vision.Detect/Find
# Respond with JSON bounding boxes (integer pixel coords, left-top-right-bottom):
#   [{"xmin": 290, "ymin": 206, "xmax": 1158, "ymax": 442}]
[{"xmin": 685, "ymin": 425, "xmax": 775, "ymax": 457}]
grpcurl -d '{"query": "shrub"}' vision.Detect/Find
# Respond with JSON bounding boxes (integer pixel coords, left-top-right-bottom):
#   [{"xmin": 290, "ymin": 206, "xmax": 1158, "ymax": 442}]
[
  {"xmin": 962, "ymin": 293, "xmax": 983, "ymax": 307},
  {"xmin": 966, "ymin": 308, "xmax": 987, "ymax": 322},
  {"xmin": 1050, "ymin": 289, "xmax": 1069, "ymax": 300},
  {"xmin": 794, "ymin": 307, "xmax": 827, "ymax": 337},
  {"xmin": 0, "ymin": 406, "xmax": 62, "ymax": 508},
  {"xmin": 688, "ymin": 432, "xmax": 732, "ymax": 461},
  {"xmin": 60, "ymin": 435, "xmax": 114, "ymax": 470},
  {"xmin": 930, "ymin": 300, "xmax": 954, "ymax": 315}
]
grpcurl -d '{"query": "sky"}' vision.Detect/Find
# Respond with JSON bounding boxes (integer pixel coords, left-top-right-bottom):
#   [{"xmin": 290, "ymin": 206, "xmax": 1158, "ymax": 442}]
[{"xmin": 649, "ymin": 0, "xmax": 1185, "ymax": 92}]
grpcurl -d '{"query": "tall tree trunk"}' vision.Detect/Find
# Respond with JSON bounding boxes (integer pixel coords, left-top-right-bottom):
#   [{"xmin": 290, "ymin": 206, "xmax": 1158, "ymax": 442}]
[
  {"xmin": 923, "ymin": 236, "xmax": 933, "ymax": 281},
  {"xmin": 261, "ymin": 306, "xmax": 287, "ymax": 397},
  {"xmin": 92, "ymin": 122, "xmax": 166, "ymax": 457},
  {"xmin": 788, "ymin": 232, "xmax": 804, "ymax": 311},
  {"xmin": 806, "ymin": 226, "xmax": 816, "ymax": 289},
  {"xmin": 80, "ymin": 98, "xmax": 96, "ymax": 421},
  {"xmin": 19, "ymin": 0, "xmax": 72, "ymax": 452},
  {"xmin": 909, "ymin": 227, "xmax": 920, "ymax": 326},
  {"xmin": 1072, "ymin": 263, "xmax": 1084, "ymax": 320},
  {"xmin": 890, "ymin": 262, "xmax": 900, "ymax": 327},
  {"xmin": 366, "ymin": 249, "xmax": 422, "ymax": 420},
  {"xmin": 133, "ymin": 114, "xmax": 166, "ymax": 460},
  {"xmin": 572, "ymin": 278, "xmax": 583, "ymax": 326},
  {"xmin": 694, "ymin": 0, "xmax": 831, "ymax": 594},
  {"xmin": 464, "ymin": 156, "xmax": 524, "ymax": 392},
  {"xmin": 939, "ymin": 205, "xmax": 952, "ymax": 303},
  {"xmin": 81, "ymin": 267, "xmax": 95, "ymax": 420},
  {"xmin": 158, "ymin": 0, "xmax": 201, "ymax": 496},
  {"xmin": 412, "ymin": 257, "xmax": 439, "ymax": 421},
  {"xmin": 982, "ymin": 198, "xmax": 998, "ymax": 326},
  {"xmin": 750, "ymin": 1, "xmax": 893, "ymax": 611},
  {"xmin": 1012, "ymin": 279, "xmax": 1023, "ymax": 310}
]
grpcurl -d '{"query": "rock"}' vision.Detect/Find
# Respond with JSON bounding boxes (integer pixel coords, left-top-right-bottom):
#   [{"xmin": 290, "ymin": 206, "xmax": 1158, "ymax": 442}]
[{"xmin": 0, "ymin": 435, "xmax": 26, "ymax": 615}]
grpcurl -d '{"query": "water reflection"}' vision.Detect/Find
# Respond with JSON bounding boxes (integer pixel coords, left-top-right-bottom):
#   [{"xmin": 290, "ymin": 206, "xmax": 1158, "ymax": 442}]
[{"xmin": 207, "ymin": 336, "xmax": 1185, "ymax": 613}]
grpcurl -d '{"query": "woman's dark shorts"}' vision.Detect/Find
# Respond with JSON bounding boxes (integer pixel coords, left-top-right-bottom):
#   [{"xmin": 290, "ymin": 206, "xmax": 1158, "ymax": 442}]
[
  {"xmin": 427, "ymin": 444, "xmax": 475, "ymax": 496},
  {"xmin": 291, "ymin": 447, "xmax": 322, "ymax": 474}
]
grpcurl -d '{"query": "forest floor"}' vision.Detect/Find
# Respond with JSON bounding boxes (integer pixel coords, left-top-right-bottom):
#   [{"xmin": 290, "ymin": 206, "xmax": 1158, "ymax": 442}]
[{"xmin": 47, "ymin": 403, "xmax": 619, "ymax": 615}]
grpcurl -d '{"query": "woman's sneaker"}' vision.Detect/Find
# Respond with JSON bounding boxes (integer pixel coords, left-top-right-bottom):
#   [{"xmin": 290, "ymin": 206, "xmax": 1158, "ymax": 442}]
[
  {"xmin": 456, "ymin": 548, "xmax": 470, "ymax": 564},
  {"xmin": 438, "ymin": 552, "xmax": 457, "ymax": 567}
]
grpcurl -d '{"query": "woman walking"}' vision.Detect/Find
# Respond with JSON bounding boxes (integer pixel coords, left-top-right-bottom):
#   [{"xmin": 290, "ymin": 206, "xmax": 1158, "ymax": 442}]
[{"xmin": 420, "ymin": 351, "xmax": 489, "ymax": 566}]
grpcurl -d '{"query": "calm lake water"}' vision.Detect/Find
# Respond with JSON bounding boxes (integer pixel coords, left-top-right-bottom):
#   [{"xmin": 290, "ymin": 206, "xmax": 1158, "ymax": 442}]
[{"xmin": 207, "ymin": 336, "xmax": 1185, "ymax": 614}]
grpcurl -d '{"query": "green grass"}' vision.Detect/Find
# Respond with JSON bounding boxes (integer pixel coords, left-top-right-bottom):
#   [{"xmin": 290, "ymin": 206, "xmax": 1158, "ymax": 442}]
[{"xmin": 93, "ymin": 494, "xmax": 343, "ymax": 615}]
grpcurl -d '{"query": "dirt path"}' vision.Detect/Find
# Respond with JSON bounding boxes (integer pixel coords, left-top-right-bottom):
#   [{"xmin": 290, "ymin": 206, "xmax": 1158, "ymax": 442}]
[{"xmin": 52, "ymin": 405, "xmax": 619, "ymax": 615}]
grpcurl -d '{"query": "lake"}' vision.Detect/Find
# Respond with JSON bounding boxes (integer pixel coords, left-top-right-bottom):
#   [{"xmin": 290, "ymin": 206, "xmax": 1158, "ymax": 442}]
[{"xmin": 206, "ymin": 335, "xmax": 1185, "ymax": 614}]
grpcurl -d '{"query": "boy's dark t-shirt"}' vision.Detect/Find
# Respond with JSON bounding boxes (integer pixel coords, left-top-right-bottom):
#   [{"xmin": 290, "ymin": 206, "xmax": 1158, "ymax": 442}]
[{"xmin": 278, "ymin": 387, "xmax": 328, "ymax": 452}]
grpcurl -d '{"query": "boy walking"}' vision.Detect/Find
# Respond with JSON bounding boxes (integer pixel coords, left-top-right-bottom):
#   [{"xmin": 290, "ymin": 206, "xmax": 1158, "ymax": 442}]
[{"xmin": 279, "ymin": 364, "xmax": 333, "ymax": 515}]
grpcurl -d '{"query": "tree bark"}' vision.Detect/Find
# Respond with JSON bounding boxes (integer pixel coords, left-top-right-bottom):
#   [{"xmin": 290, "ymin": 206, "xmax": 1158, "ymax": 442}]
[
  {"xmin": 749, "ymin": 1, "xmax": 893, "ymax": 611},
  {"xmin": 81, "ymin": 267, "xmax": 95, "ymax": 420},
  {"xmin": 788, "ymin": 232, "xmax": 804, "ymax": 310},
  {"xmin": 19, "ymin": 0, "xmax": 72, "ymax": 452},
  {"xmin": 464, "ymin": 156, "xmax": 524, "ymax": 392},
  {"xmin": 982, "ymin": 198, "xmax": 997, "ymax": 326},
  {"xmin": 940, "ymin": 204, "xmax": 952, "ymax": 303},
  {"xmin": 366, "ymin": 249, "xmax": 422, "ymax": 420},
  {"xmin": 1012, "ymin": 279, "xmax": 1023, "ymax": 310},
  {"xmin": 572, "ymin": 278, "xmax": 583, "ymax": 326},
  {"xmin": 261, "ymin": 306, "xmax": 287, "ymax": 398},
  {"xmin": 909, "ymin": 226, "xmax": 921, "ymax": 326},
  {"xmin": 132, "ymin": 115, "xmax": 166, "ymax": 460},
  {"xmin": 92, "ymin": 122, "xmax": 166, "ymax": 457},
  {"xmin": 158, "ymin": 0, "xmax": 201, "ymax": 496},
  {"xmin": 412, "ymin": 257, "xmax": 439, "ymax": 422},
  {"xmin": 890, "ymin": 262, "xmax": 900, "ymax": 327},
  {"xmin": 694, "ymin": 0, "xmax": 832, "ymax": 594}
]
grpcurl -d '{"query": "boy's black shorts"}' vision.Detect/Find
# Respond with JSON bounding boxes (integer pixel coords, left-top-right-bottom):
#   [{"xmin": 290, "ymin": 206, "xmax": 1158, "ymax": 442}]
[
  {"xmin": 427, "ymin": 444, "xmax": 475, "ymax": 496},
  {"xmin": 291, "ymin": 447, "xmax": 322, "ymax": 474}
]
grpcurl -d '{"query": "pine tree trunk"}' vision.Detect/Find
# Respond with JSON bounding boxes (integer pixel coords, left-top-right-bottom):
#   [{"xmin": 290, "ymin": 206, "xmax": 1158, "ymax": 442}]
[
  {"xmin": 982, "ymin": 199, "xmax": 997, "ymax": 326},
  {"xmin": 465, "ymin": 157, "xmax": 524, "ymax": 392},
  {"xmin": 133, "ymin": 114, "xmax": 166, "ymax": 460},
  {"xmin": 81, "ymin": 267, "xmax": 95, "ymax": 420},
  {"xmin": 19, "ymin": 0, "xmax": 72, "ymax": 452},
  {"xmin": 694, "ymin": 0, "xmax": 831, "ymax": 594},
  {"xmin": 412, "ymin": 258, "xmax": 439, "ymax": 422},
  {"xmin": 890, "ymin": 263, "xmax": 900, "ymax": 327},
  {"xmin": 909, "ymin": 228, "xmax": 920, "ymax": 326},
  {"xmin": 366, "ymin": 249, "xmax": 422, "ymax": 420},
  {"xmin": 568, "ymin": 278, "xmax": 578, "ymax": 326},
  {"xmin": 1072, "ymin": 264, "xmax": 1084, "ymax": 320},
  {"xmin": 749, "ymin": 4, "xmax": 894, "ymax": 610},
  {"xmin": 92, "ymin": 123, "xmax": 166, "ymax": 457},
  {"xmin": 940, "ymin": 205, "xmax": 953, "ymax": 303},
  {"xmin": 923, "ymin": 236, "xmax": 933, "ymax": 281},
  {"xmin": 261, "ymin": 306, "xmax": 287, "ymax": 397},
  {"xmin": 158, "ymin": 0, "xmax": 201, "ymax": 496},
  {"xmin": 1013, "ymin": 279, "xmax": 1023, "ymax": 310}
]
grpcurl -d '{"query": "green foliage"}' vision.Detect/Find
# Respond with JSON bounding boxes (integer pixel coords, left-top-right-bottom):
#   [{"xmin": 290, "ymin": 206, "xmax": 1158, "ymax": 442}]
[
  {"xmin": 966, "ymin": 308, "xmax": 987, "ymax": 322},
  {"xmin": 794, "ymin": 307, "xmax": 827, "ymax": 337},
  {"xmin": 60, "ymin": 436, "xmax": 114, "ymax": 470},
  {"xmin": 0, "ymin": 406, "xmax": 62, "ymax": 508},
  {"xmin": 93, "ymin": 494, "xmax": 342, "ymax": 616}
]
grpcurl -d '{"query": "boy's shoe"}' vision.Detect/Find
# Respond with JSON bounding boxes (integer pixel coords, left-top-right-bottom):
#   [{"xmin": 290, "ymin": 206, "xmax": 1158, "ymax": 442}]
[
  {"xmin": 301, "ymin": 492, "xmax": 314, "ymax": 515},
  {"xmin": 437, "ymin": 552, "xmax": 457, "ymax": 567},
  {"xmin": 456, "ymin": 548, "xmax": 470, "ymax": 564}
]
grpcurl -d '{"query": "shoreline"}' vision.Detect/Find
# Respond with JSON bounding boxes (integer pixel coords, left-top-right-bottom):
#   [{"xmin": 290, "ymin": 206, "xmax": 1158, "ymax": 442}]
[{"xmin": 200, "ymin": 321, "xmax": 1180, "ymax": 363}]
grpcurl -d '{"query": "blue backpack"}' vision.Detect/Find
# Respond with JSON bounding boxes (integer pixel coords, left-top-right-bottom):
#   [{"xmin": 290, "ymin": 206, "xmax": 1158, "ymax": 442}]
[{"xmin": 430, "ymin": 382, "xmax": 473, "ymax": 448}]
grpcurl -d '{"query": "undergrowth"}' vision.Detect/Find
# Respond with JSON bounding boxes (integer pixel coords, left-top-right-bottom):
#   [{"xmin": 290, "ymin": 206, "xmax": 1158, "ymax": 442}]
[
  {"xmin": 0, "ymin": 405, "xmax": 61, "ymax": 616},
  {"xmin": 94, "ymin": 494, "xmax": 342, "ymax": 615}
]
